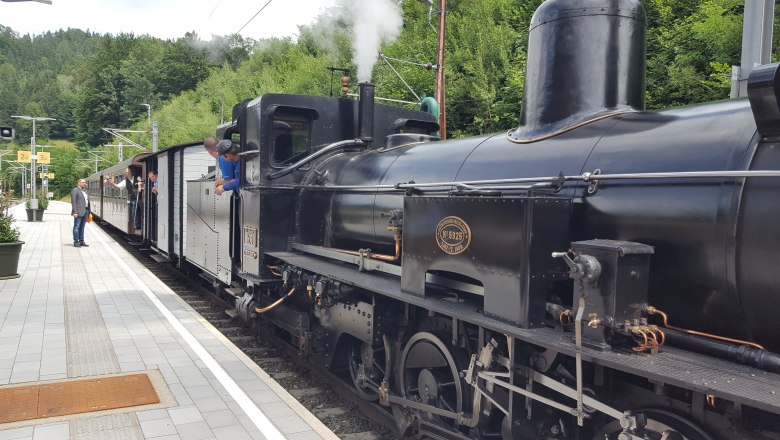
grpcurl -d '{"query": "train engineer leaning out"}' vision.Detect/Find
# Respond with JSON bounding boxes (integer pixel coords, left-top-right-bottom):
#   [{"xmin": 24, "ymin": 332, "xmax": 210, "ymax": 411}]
[{"xmin": 215, "ymin": 139, "xmax": 240, "ymax": 196}]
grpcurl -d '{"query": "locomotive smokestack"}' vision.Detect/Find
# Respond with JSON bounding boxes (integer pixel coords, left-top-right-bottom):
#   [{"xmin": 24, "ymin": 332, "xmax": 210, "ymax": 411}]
[
  {"xmin": 358, "ymin": 82, "xmax": 375, "ymax": 143},
  {"xmin": 512, "ymin": 0, "xmax": 646, "ymax": 142}
]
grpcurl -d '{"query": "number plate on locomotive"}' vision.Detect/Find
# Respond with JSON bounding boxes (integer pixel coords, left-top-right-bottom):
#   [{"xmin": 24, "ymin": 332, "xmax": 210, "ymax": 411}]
[{"xmin": 435, "ymin": 216, "xmax": 472, "ymax": 255}]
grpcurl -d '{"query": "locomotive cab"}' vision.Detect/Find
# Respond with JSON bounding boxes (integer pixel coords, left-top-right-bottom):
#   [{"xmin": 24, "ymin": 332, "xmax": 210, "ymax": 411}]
[{"xmin": 226, "ymin": 93, "xmax": 438, "ymax": 286}]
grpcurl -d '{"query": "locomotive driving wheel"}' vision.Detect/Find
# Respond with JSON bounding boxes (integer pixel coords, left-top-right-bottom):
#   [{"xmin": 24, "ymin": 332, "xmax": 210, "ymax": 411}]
[
  {"xmin": 592, "ymin": 409, "xmax": 714, "ymax": 440},
  {"xmin": 398, "ymin": 332, "xmax": 469, "ymax": 428},
  {"xmin": 348, "ymin": 334, "xmax": 393, "ymax": 401}
]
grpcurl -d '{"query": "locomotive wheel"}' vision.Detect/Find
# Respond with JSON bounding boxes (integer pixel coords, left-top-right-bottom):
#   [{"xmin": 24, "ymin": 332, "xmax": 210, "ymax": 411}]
[
  {"xmin": 398, "ymin": 332, "xmax": 468, "ymax": 427},
  {"xmin": 591, "ymin": 409, "xmax": 714, "ymax": 440},
  {"xmin": 348, "ymin": 334, "xmax": 393, "ymax": 401}
]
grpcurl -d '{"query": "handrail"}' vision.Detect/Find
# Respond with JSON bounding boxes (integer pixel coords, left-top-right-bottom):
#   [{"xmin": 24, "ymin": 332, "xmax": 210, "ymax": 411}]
[{"xmin": 265, "ymin": 139, "xmax": 366, "ymax": 180}]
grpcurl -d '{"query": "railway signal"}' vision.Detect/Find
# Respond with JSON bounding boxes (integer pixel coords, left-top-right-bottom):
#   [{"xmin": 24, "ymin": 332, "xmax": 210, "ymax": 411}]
[{"xmin": 0, "ymin": 127, "xmax": 14, "ymax": 140}]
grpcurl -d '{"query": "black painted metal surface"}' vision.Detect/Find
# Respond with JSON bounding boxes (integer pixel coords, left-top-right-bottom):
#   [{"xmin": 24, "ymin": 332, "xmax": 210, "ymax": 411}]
[
  {"xmin": 514, "ymin": 0, "xmax": 646, "ymax": 140},
  {"xmin": 267, "ymin": 251, "xmax": 780, "ymax": 415},
  {"xmin": 319, "ymin": 98, "xmax": 780, "ymax": 351},
  {"xmin": 402, "ymin": 196, "xmax": 571, "ymax": 327}
]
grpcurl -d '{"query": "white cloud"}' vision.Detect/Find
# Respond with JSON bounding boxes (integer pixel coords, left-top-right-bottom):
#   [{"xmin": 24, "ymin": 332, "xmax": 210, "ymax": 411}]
[{"xmin": 0, "ymin": 0, "xmax": 336, "ymax": 41}]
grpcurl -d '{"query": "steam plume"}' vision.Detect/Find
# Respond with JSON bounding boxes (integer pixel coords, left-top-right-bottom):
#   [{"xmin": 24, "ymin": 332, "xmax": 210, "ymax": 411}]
[{"xmin": 343, "ymin": 0, "xmax": 403, "ymax": 82}]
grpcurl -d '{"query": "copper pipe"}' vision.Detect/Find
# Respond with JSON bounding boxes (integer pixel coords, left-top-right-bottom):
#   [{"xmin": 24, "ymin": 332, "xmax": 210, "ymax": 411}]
[
  {"xmin": 266, "ymin": 265, "xmax": 282, "ymax": 276},
  {"xmin": 646, "ymin": 328, "xmax": 659, "ymax": 348},
  {"xmin": 631, "ymin": 327, "xmax": 650, "ymax": 353},
  {"xmin": 649, "ymin": 325, "xmax": 666, "ymax": 346},
  {"xmin": 559, "ymin": 310, "xmax": 573, "ymax": 326},
  {"xmin": 646, "ymin": 306, "xmax": 765, "ymax": 350},
  {"xmin": 330, "ymin": 233, "xmax": 402, "ymax": 263},
  {"xmin": 255, "ymin": 288, "xmax": 296, "ymax": 314}
]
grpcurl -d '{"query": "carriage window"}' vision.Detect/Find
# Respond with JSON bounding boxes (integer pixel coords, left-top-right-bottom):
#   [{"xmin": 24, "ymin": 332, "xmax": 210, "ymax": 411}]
[{"xmin": 272, "ymin": 113, "xmax": 311, "ymax": 166}]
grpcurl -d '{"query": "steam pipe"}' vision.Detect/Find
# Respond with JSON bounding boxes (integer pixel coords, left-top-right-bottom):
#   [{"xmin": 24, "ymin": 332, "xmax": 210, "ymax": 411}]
[
  {"xmin": 330, "ymin": 233, "xmax": 402, "ymax": 263},
  {"xmin": 662, "ymin": 329, "xmax": 780, "ymax": 374},
  {"xmin": 266, "ymin": 139, "xmax": 366, "ymax": 180},
  {"xmin": 358, "ymin": 82, "xmax": 375, "ymax": 143},
  {"xmin": 646, "ymin": 306, "xmax": 765, "ymax": 350},
  {"xmin": 255, "ymin": 288, "xmax": 296, "ymax": 314}
]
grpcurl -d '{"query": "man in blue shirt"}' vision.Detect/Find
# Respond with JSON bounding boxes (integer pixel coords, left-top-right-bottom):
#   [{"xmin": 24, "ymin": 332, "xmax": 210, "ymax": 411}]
[
  {"xmin": 204, "ymin": 137, "xmax": 239, "ymax": 193},
  {"xmin": 215, "ymin": 139, "xmax": 240, "ymax": 195}
]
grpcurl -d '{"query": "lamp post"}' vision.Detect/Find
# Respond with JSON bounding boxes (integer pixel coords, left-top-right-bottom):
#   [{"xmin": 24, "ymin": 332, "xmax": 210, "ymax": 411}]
[
  {"xmin": 139, "ymin": 104, "xmax": 158, "ymax": 153},
  {"xmin": 140, "ymin": 104, "xmax": 151, "ymax": 127},
  {"xmin": 11, "ymin": 115, "xmax": 55, "ymax": 211}
]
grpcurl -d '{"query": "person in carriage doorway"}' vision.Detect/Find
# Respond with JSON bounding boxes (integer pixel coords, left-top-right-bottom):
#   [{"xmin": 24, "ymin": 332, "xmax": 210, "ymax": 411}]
[
  {"xmin": 70, "ymin": 178, "xmax": 90, "ymax": 247},
  {"xmin": 148, "ymin": 170, "xmax": 159, "ymax": 241},
  {"xmin": 215, "ymin": 139, "xmax": 240, "ymax": 195},
  {"xmin": 104, "ymin": 167, "xmax": 141, "ymax": 232},
  {"xmin": 204, "ymin": 136, "xmax": 239, "ymax": 194},
  {"xmin": 148, "ymin": 170, "xmax": 159, "ymax": 199}
]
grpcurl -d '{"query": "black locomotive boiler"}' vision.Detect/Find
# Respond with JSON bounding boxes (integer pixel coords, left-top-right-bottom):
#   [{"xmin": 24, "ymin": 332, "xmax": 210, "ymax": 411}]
[{"xmin": 132, "ymin": 0, "xmax": 780, "ymax": 438}]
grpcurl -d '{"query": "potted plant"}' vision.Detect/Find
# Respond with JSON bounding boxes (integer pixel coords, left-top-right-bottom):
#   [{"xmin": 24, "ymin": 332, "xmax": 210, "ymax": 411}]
[
  {"xmin": 24, "ymin": 191, "xmax": 45, "ymax": 221},
  {"xmin": 0, "ymin": 193, "xmax": 23, "ymax": 279},
  {"xmin": 36, "ymin": 189, "xmax": 48, "ymax": 221}
]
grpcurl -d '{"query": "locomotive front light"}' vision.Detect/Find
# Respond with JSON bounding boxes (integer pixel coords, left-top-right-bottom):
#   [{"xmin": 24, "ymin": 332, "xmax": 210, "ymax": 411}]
[{"xmin": 0, "ymin": 126, "xmax": 14, "ymax": 140}]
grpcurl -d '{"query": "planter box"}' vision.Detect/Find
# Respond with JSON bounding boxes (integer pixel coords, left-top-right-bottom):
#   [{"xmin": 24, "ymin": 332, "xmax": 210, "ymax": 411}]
[
  {"xmin": 0, "ymin": 241, "xmax": 24, "ymax": 279},
  {"xmin": 25, "ymin": 209, "xmax": 44, "ymax": 222}
]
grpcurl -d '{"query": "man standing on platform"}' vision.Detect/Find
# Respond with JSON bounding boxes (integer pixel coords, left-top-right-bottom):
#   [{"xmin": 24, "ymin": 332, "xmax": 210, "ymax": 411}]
[{"xmin": 70, "ymin": 178, "xmax": 90, "ymax": 247}]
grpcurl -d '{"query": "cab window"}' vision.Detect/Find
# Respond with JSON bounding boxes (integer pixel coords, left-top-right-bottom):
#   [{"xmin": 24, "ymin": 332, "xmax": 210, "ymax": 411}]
[{"xmin": 271, "ymin": 113, "xmax": 311, "ymax": 166}]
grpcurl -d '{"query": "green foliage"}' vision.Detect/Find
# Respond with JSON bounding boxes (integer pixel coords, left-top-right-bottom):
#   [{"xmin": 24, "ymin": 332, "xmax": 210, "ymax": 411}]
[
  {"xmin": 0, "ymin": 213, "xmax": 20, "ymax": 243},
  {"xmin": 0, "ymin": 190, "xmax": 20, "ymax": 244},
  {"xmin": 0, "ymin": 0, "xmax": 765, "ymax": 149},
  {"xmin": 642, "ymin": 0, "xmax": 742, "ymax": 108},
  {"xmin": 36, "ymin": 189, "xmax": 48, "ymax": 210}
]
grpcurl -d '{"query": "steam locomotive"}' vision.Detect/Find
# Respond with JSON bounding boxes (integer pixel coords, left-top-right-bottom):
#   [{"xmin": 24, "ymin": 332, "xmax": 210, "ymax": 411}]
[{"xmin": 87, "ymin": 0, "xmax": 780, "ymax": 438}]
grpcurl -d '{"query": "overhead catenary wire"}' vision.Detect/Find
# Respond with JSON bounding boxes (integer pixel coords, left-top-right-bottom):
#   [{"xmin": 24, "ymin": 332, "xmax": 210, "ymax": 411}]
[
  {"xmin": 236, "ymin": 0, "xmax": 274, "ymax": 35},
  {"xmin": 207, "ymin": 0, "xmax": 223, "ymax": 18},
  {"xmin": 380, "ymin": 54, "xmax": 421, "ymax": 102}
]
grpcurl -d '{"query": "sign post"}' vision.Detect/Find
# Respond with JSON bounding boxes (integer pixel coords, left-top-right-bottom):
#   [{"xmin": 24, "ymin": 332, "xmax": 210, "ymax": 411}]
[{"xmin": 11, "ymin": 115, "xmax": 56, "ymax": 213}]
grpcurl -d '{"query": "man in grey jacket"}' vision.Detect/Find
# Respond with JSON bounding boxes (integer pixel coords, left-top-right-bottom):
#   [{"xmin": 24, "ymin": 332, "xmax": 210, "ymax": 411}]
[{"xmin": 70, "ymin": 178, "xmax": 90, "ymax": 247}]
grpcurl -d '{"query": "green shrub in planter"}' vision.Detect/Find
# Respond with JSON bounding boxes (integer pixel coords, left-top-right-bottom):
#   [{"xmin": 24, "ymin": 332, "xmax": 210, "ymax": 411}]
[
  {"xmin": 37, "ymin": 189, "xmax": 48, "ymax": 210},
  {"xmin": 0, "ymin": 212, "xmax": 20, "ymax": 243},
  {"xmin": 0, "ymin": 194, "xmax": 23, "ymax": 279}
]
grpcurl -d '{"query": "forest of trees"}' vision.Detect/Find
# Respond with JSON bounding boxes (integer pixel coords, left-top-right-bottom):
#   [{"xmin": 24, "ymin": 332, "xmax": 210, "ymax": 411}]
[{"xmin": 0, "ymin": 0, "xmax": 775, "ymax": 197}]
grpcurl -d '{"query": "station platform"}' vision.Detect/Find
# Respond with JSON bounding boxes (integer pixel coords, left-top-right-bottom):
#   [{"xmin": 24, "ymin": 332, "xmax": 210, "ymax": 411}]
[{"xmin": 0, "ymin": 201, "xmax": 338, "ymax": 440}]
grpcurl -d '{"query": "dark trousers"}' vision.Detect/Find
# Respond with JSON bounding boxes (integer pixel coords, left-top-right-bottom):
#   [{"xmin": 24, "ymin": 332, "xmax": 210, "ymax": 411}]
[
  {"xmin": 129, "ymin": 200, "xmax": 141, "ymax": 230},
  {"xmin": 73, "ymin": 209, "xmax": 89, "ymax": 244}
]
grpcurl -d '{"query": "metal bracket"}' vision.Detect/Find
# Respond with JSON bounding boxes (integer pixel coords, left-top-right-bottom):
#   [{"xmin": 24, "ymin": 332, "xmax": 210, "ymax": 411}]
[
  {"xmin": 358, "ymin": 248, "xmax": 372, "ymax": 271},
  {"xmin": 586, "ymin": 168, "xmax": 602, "ymax": 194}
]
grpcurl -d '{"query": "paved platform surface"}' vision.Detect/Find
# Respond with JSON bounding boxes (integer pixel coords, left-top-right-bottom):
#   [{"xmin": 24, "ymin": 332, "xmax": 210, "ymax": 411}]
[{"xmin": 0, "ymin": 201, "xmax": 338, "ymax": 440}]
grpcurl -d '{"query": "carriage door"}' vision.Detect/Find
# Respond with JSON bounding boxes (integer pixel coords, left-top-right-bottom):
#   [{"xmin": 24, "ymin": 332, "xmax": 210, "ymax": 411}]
[{"xmin": 156, "ymin": 155, "xmax": 169, "ymax": 254}]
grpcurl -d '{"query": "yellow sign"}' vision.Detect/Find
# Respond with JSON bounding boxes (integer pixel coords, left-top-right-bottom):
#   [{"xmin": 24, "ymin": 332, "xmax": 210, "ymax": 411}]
[
  {"xmin": 36, "ymin": 152, "xmax": 51, "ymax": 164},
  {"xmin": 38, "ymin": 173, "xmax": 55, "ymax": 179},
  {"xmin": 17, "ymin": 151, "xmax": 31, "ymax": 163}
]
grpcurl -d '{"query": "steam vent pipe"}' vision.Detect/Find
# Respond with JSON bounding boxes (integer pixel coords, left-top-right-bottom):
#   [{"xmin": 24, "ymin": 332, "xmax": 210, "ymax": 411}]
[
  {"xmin": 512, "ymin": 0, "xmax": 646, "ymax": 141},
  {"xmin": 358, "ymin": 82, "xmax": 375, "ymax": 143}
]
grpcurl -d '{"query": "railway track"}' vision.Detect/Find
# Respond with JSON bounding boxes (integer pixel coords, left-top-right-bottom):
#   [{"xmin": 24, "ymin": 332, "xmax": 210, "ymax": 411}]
[{"xmin": 98, "ymin": 223, "xmax": 400, "ymax": 440}]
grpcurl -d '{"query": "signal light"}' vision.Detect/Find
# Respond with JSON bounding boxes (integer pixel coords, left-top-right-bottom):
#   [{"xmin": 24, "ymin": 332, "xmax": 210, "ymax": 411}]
[{"xmin": 0, "ymin": 127, "xmax": 14, "ymax": 140}]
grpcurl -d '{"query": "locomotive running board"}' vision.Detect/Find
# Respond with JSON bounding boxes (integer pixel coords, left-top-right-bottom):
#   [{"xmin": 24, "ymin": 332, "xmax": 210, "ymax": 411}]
[
  {"xmin": 291, "ymin": 243, "xmax": 484, "ymax": 296},
  {"xmin": 267, "ymin": 250, "xmax": 780, "ymax": 416}
]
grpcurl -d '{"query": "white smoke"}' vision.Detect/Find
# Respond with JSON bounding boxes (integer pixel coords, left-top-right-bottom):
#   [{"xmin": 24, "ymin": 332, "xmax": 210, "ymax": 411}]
[{"xmin": 341, "ymin": 0, "xmax": 404, "ymax": 82}]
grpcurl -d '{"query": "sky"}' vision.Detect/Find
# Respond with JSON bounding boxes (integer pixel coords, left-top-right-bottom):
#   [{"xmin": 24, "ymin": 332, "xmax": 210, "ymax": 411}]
[{"xmin": 0, "ymin": 0, "xmax": 338, "ymax": 41}]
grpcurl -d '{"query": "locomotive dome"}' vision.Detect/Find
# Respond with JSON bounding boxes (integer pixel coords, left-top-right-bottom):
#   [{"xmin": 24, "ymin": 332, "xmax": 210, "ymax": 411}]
[{"xmin": 512, "ymin": 0, "xmax": 646, "ymax": 142}]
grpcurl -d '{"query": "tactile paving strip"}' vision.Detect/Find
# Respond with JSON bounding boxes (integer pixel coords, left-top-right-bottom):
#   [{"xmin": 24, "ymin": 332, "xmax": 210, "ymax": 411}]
[
  {"xmin": 0, "ymin": 373, "xmax": 159, "ymax": 424},
  {"xmin": 61, "ymin": 227, "xmax": 121, "ymax": 377}
]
